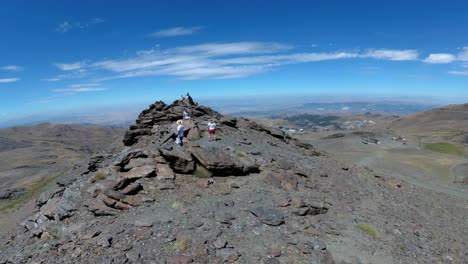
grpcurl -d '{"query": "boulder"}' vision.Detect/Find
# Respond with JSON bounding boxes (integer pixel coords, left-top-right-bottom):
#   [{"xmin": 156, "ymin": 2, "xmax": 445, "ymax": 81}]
[
  {"xmin": 216, "ymin": 248, "xmax": 241, "ymax": 263},
  {"xmin": 123, "ymin": 158, "xmax": 152, "ymax": 171},
  {"xmin": 250, "ymin": 207, "xmax": 285, "ymax": 226},
  {"xmin": 156, "ymin": 163, "xmax": 176, "ymax": 180},
  {"xmin": 220, "ymin": 116, "xmax": 237, "ymax": 127},
  {"xmin": 123, "ymin": 129, "xmax": 151, "ymax": 146},
  {"xmin": 112, "ymin": 165, "xmax": 155, "ymax": 190},
  {"xmin": 88, "ymin": 200, "xmax": 118, "ymax": 216},
  {"xmin": 187, "ymin": 126, "xmax": 202, "ymax": 140},
  {"xmin": 0, "ymin": 188, "xmax": 26, "ymax": 200},
  {"xmin": 121, "ymin": 182, "xmax": 143, "ymax": 195},
  {"xmin": 87, "ymin": 154, "xmax": 109, "ymax": 172},
  {"xmin": 37, "ymin": 187, "xmax": 64, "ymax": 206},
  {"xmin": 191, "ymin": 147, "xmax": 259, "ymax": 176},
  {"xmin": 115, "ymin": 149, "xmax": 148, "ymax": 168},
  {"xmin": 160, "ymin": 148, "xmax": 195, "ymax": 173}
]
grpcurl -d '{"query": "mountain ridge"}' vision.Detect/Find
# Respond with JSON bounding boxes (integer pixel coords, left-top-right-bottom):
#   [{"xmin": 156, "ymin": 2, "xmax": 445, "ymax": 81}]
[{"xmin": 0, "ymin": 98, "xmax": 466, "ymax": 263}]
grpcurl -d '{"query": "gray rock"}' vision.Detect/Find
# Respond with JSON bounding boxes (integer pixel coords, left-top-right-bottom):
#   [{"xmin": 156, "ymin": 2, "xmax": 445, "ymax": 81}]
[
  {"xmin": 121, "ymin": 182, "xmax": 143, "ymax": 195},
  {"xmin": 0, "ymin": 188, "xmax": 26, "ymax": 200},
  {"xmin": 250, "ymin": 207, "xmax": 285, "ymax": 226},
  {"xmin": 160, "ymin": 148, "xmax": 195, "ymax": 173},
  {"xmin": 216, "ymin": 248, "xmax": 241, "ymax": 263}
]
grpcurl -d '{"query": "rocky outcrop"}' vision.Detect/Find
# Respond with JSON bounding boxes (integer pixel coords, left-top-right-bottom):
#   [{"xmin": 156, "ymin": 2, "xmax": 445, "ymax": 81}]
[
  {"xmin": 0, "ymin": 188, "xmax": 26, "ymax": 200},
  {"xmin": 4, "ymin": 97, "xmax": 462, "ymax": 264},
  {"xmin": 123, "ymin": 100, "xmax": 220, "ymax": 146}
]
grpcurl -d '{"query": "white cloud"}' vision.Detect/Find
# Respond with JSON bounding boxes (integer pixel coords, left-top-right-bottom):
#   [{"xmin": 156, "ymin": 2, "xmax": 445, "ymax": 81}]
[
  {"xmin": 52, "ymin": 83, "xmax": 106, "ymax": 93},
  {"xmin": 448, "ymin": 70, "xmax": 468, "ymax": 76},
  {"xmin": 363, "ymin": 49, "xmax": 419, "ymax": 61},
  {"xmin": 54, "ymin": 62, "xmax": 86, "ymax": 71},
  {"xmin": 171, "ymin": 42, "xmax": 292, "ymax": 56},
  {"xmin": 70, "ymin": 83, "xmax": 100, "ymax": 88},
  {"xmin": 423, "ymin": 53, "xmax": 456, "ymax": 64},
  {"xmin": 1, "ymin": 113, "xmax": 6, "ymax": 116},
  {"xmin": 56, "ymin": 21, "xmax": 72, "ymax": 33},
  {"xmin": 42, "ymin": 69, "xmax": 87, "ymax": 82},
  {"xmin": 149, "ymin": 26, "xmax": 203, "ymax": 37},
  {"xmin": 47, "ymin": 43, "xmax": 450, "ymax": 81},
  {"xmin": 458, "ymin": 47, "xmax": 468, "ymax": 61},
  {"xmin": 0, "ymin": 78, "xmax": 20, "ymax": 83},
  {"xmin": 52, "ymin": 87, "xmax": 108, "ymax": 92},
  {"xmin": 56, "ymin": 18, "xmax": 105, "ymax": 33},
  {"xmin": 1, "ymin": 65, "xmax": 24, "ymax": 72},
  {"xmin": 218, "ymin": 52, "xmax": 358, "ymax": 65}
]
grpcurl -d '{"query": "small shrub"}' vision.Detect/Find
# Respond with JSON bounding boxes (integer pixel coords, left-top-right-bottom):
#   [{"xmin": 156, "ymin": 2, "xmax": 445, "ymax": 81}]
[
  {"xmin": 91, "ymin": 171, "xmax": 108, "ymax": 183},
  {"xmin": 174, "ymin": 237, "xmax": 189, "ymax": 251},
  {"xmin": 193, "ymin": 164, "xmax": 212, "ymax": 178},
  {"xmin": 355, "ymin": 223, "xmax": 380, "ymax": 238},
  {"xmin": 216, "ymin": 132, "xmax": 225, "ymax": 139},
  {"xmin": 235, "ymin": 150, "xmax": 247, "ymax": 157}
]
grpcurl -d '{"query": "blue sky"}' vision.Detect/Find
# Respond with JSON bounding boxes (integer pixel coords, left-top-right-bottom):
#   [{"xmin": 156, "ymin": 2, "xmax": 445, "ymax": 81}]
[{"xmin": 1, "ymin": 0, "xmax": 467, "ymax": 120}]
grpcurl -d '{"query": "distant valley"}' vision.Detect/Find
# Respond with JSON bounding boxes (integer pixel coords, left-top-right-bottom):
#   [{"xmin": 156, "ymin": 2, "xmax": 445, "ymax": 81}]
[{"xmin": 0, "ymin": 123, "xmax": 125, "ymax": 211}]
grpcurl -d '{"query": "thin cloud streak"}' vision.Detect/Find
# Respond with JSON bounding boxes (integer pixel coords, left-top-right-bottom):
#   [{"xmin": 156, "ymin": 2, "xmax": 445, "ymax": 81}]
[
  {"xmin": 54, "ymin": 62, "xmax": 86, "ymax": 71},
  {"xmin": 52, "ymin": 87, "xmax": 108, "ymax": 92},
  {"xmin": 448, "ymin": 70, "xmax": 468, "ymax": 76},
  {"xmin": 1, "ymin": 65, "xmax": 24, "ymax": 72},
  {"xmin": 363, "ymin": 49, "xmax": 419, "ymax": 61},
  {"xmin": 52, "ymin": 83, "xmax": 107, "ymax": 93},
  {"xmin": 56, "ymin": 18, "xmax": 105, "ymax": 33},
  {"xmin": 0, "ymin": 78, "xmax": 20, "ymax": 83},
  {"xmin": 148, "ymin": 26, "xmax": 203, "ymax": 37}
]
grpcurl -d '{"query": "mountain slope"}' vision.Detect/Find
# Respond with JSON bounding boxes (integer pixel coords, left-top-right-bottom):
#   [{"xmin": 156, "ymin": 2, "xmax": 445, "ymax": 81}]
[
  {"xmin": 0, "ymin": 99, "xmax": 466, "ymax": 263},
  {"xmin": 0, "ymin": 123, "xmax": 125, "ymax": 199},
  {"xmin": 388, "ymin": 103, "xmax": 468, "ymax": 132}
]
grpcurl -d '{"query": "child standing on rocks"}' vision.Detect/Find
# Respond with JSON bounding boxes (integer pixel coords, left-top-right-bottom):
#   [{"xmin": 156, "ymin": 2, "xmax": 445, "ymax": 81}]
[
  {"xmin": 176, "ymin": 120, "xmax": 184, "ymax": 145},
  {"xmin": 207, "ymin": 119, "xmax": 216, "ymax": 141}
]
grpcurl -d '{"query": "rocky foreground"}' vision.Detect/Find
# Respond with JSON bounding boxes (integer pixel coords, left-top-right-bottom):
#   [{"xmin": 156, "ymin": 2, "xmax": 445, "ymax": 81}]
[{"xmin": 0, "ymin": 99, "xmax": 466, "ymax": 263}]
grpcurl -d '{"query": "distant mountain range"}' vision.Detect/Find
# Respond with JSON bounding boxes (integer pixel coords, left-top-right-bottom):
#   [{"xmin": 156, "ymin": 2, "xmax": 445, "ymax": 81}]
[
  {"xmin": 224, "ymin": 101, "xmax": 439, "ymax": 117},
  {"xmin": 0, "ymin": 97, "xmax": 442, "ymax": 128}
]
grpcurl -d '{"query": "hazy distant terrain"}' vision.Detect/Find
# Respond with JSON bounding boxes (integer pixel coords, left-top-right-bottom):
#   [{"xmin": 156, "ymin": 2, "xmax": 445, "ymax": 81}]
[
  {"xmin": 207, "ymin": 98, "xmax": 439, "ymax": 117},
  {"xmin": 0, "ymin": 123, "xmax": 125, "ymax": 199},
  {"xmin": 0, "ymin": 97, "xmax": 440, "ymax": 129}
]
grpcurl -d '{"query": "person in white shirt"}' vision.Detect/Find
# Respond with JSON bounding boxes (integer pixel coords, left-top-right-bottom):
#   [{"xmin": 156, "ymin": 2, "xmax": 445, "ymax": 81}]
[
  {"xmin": 207, "ymin": 119, "xmax": 216, "ymax": 141},
  {"xmin": 176, "ymin": 120, "xmax": 184, "ymax": 145},
  {"xmin": 183, "ymin": 110, "xmax": 190, "ymax": 120}
]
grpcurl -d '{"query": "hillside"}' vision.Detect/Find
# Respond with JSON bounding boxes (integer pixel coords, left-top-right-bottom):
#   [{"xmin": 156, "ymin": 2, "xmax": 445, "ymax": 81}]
[
  {"xmin": 0, "ymin": 99, "xmax": 466, "ymax": 263},
  {"xmin": 388, "ymin": 103, "xmax": 468, "ymax": 132},
  {"xmin": 0, "ymin": 123, "xmax": 125, "ymax": 209}
]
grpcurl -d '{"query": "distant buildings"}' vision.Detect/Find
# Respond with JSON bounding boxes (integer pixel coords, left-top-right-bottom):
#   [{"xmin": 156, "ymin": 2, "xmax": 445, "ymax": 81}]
[
  {"xmin": 342, "ymin": 119, "xmax": 376, "ymax": 130},
  {"xmin": 278, "ymin": 126, "xmax": 304, "ymax": 133}
]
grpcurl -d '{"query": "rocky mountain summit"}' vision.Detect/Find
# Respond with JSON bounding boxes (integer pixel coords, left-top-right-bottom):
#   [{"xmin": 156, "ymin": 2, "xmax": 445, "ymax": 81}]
[{"xmin": 1, "ymin": 98, "xmax": 466, "ymax": 263}]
